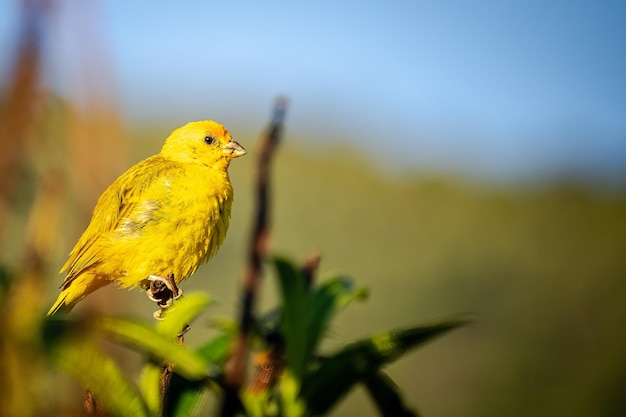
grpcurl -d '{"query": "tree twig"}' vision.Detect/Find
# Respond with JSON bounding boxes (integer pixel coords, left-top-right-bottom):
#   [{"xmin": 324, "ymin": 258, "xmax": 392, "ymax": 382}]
[
  {"xmin": 84, "ymin": 389, "xmax": 100, "ymax": 416},
  {"xmin": 159, "ymin": 326, "xmax": 187, "ymax": 417},
  {"xmin": 220, "ymin": 97, "xmax": 288, "ymax": 417}
]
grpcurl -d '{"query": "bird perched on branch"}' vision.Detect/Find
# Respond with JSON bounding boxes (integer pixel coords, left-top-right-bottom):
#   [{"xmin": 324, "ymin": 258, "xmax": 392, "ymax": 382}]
[{"xmin": 48, "ymin": 120, "xmax": 246, "ymax": 316}]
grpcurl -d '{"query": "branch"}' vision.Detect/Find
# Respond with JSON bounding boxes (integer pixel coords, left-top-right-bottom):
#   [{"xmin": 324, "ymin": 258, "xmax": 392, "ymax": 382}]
[{"xmin": 220, "ymin": 97, "xmax": 288, "ymax": 417}]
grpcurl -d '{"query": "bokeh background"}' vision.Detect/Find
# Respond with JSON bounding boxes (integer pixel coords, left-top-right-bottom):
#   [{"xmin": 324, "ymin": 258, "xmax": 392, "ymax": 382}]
[{"xmin": 1, "ymin": 1, "xmax": 625, "ymax": 416}]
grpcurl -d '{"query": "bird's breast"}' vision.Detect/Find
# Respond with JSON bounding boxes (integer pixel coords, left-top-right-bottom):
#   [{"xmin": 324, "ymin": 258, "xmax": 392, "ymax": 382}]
[{"xmin": 159, "ymin": 168, "xmax": 234, "ymax": 278}]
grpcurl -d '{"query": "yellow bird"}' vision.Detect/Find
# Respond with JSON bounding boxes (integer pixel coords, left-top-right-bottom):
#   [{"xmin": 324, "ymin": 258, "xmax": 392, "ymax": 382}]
[{"xmin": 48, "ymin": 120, "xmax": 246, "ymax": 315}]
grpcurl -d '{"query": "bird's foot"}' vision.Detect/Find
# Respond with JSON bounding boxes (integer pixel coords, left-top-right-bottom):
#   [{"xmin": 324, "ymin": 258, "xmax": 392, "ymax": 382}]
[{"xmin": 145, "ymin": 273, "xmax": 182, "ymax": 319}]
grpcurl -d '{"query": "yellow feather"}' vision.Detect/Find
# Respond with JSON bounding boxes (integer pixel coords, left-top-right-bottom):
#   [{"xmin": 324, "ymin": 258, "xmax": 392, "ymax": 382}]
[{"xmin": 48, "ymin": 120, "xmax": 246, "ymax": 315}]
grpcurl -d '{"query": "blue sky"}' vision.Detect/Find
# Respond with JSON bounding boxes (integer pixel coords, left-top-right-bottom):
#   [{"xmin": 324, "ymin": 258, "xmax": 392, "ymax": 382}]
[{"xmin": 1, "ymin": 1, "xmax": 625, "ymax": 181}]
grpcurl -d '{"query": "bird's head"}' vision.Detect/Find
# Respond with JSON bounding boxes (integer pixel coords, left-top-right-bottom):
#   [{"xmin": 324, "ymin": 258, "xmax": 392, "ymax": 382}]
[{"xmin": 161, "ymin": 120, "xmax": 246, "ymax": 168}]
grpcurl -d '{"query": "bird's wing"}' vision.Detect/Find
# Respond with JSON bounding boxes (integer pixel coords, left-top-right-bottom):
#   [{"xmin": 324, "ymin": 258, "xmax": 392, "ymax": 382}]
[{"xmin": 59, "ymin": 156, "xmax": 181, "ymax": 288}]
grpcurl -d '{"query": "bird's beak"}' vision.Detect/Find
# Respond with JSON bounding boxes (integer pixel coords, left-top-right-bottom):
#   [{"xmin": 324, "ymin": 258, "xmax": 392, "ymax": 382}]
[{"xmin": 222, "ymin": 140, "xmax": 246, "ymax": 158}]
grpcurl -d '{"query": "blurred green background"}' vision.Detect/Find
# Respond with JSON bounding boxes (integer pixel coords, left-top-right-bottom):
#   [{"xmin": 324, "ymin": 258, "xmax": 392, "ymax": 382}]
[{"xmin": 1, "ymin": 1, "xmax": 625, "ymax": 416}]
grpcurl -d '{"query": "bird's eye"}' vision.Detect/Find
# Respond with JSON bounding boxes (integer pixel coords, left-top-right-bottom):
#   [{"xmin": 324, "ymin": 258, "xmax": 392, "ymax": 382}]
[{"xmin": 204, "ymin": 135, "xmax": 216, "ymax": 145}]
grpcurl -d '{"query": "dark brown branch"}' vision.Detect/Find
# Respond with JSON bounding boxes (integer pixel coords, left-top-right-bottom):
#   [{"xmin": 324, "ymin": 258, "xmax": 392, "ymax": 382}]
[
  {"xmin": 220, "ymin": 97, "xmax": 288, "ymax": 417},
  {"xmin": 159, "ymin": 324, "xmax": 190, "ymax": 417}
]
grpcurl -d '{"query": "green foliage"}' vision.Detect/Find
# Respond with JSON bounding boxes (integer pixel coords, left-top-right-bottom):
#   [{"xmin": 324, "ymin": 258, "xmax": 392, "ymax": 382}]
[
  {"xmin": 300, "ymin": 321, "xmax": 466, "ymax": 416},
  {"xmin": 42, "ymin": 295, "xmax": 220, "ymax": 417},
  {"xmin": 43, "ymin": 316, "xmax": 151, "ymax": 417},
  {"xmin": 41, "ymin": 257, "xmax": 464, "ymax": 416},
  {"xmin": 271, "ymin": 256, "xmax": 368, "ymax": 382},
  {"xmin": 363, "ymin": 372, "xmax": 420, "ymax": 417}
]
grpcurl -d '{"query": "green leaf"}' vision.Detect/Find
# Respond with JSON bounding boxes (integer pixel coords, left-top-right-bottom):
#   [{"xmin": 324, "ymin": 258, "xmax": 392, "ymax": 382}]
[
  {"xmin": 156, "ymin": 292, "xmax": 213, "ymax": 338},
  {"xmin": 58, "ymin": 342, "xmax": 149, "ymax": 417},
  {"xmin": 301, "ymin": 318, "xmax": 468, "ymax": 415},
  {"xmin": 307, "ymin": 275, "xmax": 367, "ymax": 358},
  {"xmin": 271, "ymin": 256, "xmax": 312, "ymax": 379},
  {"xmin": 168, "ymin": 374, "xmax": 220, "ymax": 417},
  {"xmin": 139, "ymin": 362, "xmax": 219, "ymax": 417},
  {"xmin": 363, "ymin": 371, "xmax": 419, "ymax": 417},
  {"xmin": 43, "ymin": 317, "xmax": 149, "ymax": 417},
  {"xmin": 271, "ymin": 257, "xmax": 369, "ymax": 381},
  {"xmin": 96, "ymin": 316, "xmax": 208, "ymax": 379},
  {"xmin": 195, "ymin": 330, "xmax": 235, "ymax": 368},
  {"xmin": 141, "ymin": 314, "xmax": 228, "ymax": 417},
  {"xmin": 138, "ymin": 333, "xmax": 226, "ymax": 417},
  {"xmin": 138, "ymin": 362, "xmax": 162, "ymax": 415}
]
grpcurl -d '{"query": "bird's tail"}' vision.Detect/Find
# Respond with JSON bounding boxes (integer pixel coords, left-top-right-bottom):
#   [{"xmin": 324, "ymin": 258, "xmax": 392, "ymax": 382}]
[
  {"xmin": 47, "ymin": 291, "xmax": 76, "ymax": 316},
  {"xmin": 47, "ymin": 274, "xmax": 111, "ymax": 316}
]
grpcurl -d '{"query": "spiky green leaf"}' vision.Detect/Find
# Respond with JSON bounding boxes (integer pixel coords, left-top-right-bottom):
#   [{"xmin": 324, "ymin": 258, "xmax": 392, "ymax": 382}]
[
  {"xmin": 96, "ymin": 316, "xmax": 208, "ymax": 379},
  {"xmin": 156, "ymin": 292, "xmax": 213, "ymax": 338},
  {"xmin": 195, "ymin": 330, "xmax": 235, "ymax": 368},
  {"xmin": 271, "ymin": 256, "xmax": 312, "ymax": 379},
  {"xmin": 307, "ymin": 275, "xmax": 367, "ymax": 357},
  {"xmin": 301, "ymin": 318, "xmax": 468, "ymax": 415},
  {"xmin": 138, "ymin": 362, "xmax": 162, "ymax": 415},
  {"xmin": 43, "ymin": 316, "xmax": 149, "ymax": 417},
  {"xmin": 363, "ymin": 371, "xmax": 419, "ymax": 417}
]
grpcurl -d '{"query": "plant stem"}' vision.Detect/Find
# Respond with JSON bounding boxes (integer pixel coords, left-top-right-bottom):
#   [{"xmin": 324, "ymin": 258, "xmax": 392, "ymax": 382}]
[{"xmin": 220, "ymin": 97, "xmax": 288, "ymax": 417}]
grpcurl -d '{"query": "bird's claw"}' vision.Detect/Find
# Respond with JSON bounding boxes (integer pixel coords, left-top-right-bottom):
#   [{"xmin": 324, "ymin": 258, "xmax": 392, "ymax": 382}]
[{"xmin": 145, "ymin": 273, "xmax": 182, "ymax": 319}]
